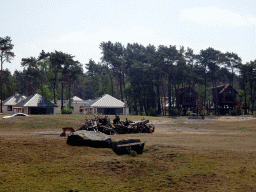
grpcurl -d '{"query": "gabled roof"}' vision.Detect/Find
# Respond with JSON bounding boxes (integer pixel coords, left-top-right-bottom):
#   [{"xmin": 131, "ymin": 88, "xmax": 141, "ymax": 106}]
[
  {"xmin": 3, "ymin": 94, "xmax": 26, "ymax": 106},
  {"xmin": 71, "ymin": 96, "xmax": 83, "ymax": 101},
  {"xmin": 15, "ymin": 93, "xmax": 57, "ymax": 107},
  {"xmin": 219, "ymin": 84, "xmax": 238, "ymax": 94},
  {"xmin": 176, "ymin": 85, "xmax": 198, "ymax": 96},
  {"xmin": 212, "ymin": 84, "xmax": 238, "ymax": 94},
  {"xmin": 89, "ymin": 94, "xmax": 127, "ymax": 108}
]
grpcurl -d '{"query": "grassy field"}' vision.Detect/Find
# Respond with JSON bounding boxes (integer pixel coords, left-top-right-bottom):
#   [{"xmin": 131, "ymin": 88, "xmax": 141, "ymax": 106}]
[{"xmin": 0, "ymin": 114, "xmax": 256, "ymax": 191}]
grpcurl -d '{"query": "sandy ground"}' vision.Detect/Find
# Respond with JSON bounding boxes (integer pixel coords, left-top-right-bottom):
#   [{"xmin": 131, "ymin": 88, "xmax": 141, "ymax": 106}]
[
  {"xmin": 1, "ymin": 116, "xmax": 255, "ymax": 153},
  {"xmin": 1, "ymin": 115, "xmax": 256, "ymax": 192}
]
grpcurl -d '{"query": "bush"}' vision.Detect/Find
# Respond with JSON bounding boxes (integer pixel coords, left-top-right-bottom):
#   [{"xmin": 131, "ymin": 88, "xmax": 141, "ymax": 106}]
[
  {"xmin": 187, "ymin": 110, "xmax": 192, "ymax": 116},
  {"xmin": 170, "ymin": 108, "xmax": 179, "ymax": 116},
  {"xmin": 148, "ymin": 107, "xmax": 157, "ymax": 116},
  {"xmin": 129, "ymin": 150, "xmax": 137, "ymax": 157},
  {"xmin": 61, "ymin": 107, "xmax": 74, "ymax": 114},
  {"xmin": 139, "ymin": 111, "xmax": 146, "ymax": 116},
  {"xmin": 231, "ymin": 109, "xmax": 238, "ymax": 116}
]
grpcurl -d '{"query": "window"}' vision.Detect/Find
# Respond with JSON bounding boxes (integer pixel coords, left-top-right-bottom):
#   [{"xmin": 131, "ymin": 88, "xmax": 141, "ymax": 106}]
[
  {"xmin": 228, "ymin": 89, "xmax": 232, "ymax": 94},
  {"xmin": 7, "ymin": 106, "xmax": 12, "ymax": 111}
]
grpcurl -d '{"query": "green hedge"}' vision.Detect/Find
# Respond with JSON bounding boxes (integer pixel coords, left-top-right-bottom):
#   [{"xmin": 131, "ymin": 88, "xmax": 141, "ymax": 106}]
[{"xmin": 61, "ymin": 107, "xmax": 74, "ymax": 114}]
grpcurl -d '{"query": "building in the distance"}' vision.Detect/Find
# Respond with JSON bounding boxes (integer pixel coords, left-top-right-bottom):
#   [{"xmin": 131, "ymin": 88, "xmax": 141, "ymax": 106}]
[
  {"xmin": 211, "ymin": 84, "xmax": 238, "ymax": 115},
  {"xmin": 14, "ymin": 93, "xmax": 57, "ymax": 114},
  {"xmin": 55, "ymin": 94, "xmax": 129, "ymax": 115},
  {"xmin": 2, "ymin": 94, "xmax": 26, "ymax": 114}
]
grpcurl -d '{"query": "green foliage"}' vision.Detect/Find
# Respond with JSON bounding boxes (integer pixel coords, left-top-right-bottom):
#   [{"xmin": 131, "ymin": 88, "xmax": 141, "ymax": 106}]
[
  {"xmin": 91, "ymin": 73, "xmax": 102, "ymax": 98},
  {"xmin": 21, "ymin": 50, "xmax": 83, "ymax": 104},
  {"xmin": 139, "ymin": 111, "xmax": 146, "ymax": 116},
  {"xmin": 101, "ymin": 74, "xmax": 113, "ymax": 95},
  {"xmin": 56, "ymin": 82, "xmax": 69, "ymax": 100},
  {"xmin": 148, "ymin": 107, "xmax": 157, "ymax": 116},
  {"xmin": 36, "ymin": 85, "xmax": 53, "ymax": 101},
  {"xmin": 170, "ymin": 108, "xmax": 179, "ymax": 116},
  {"xmin": 195, "ymin": 84, "xmax": 211, "ymax": 101},
  {"xmin": 129, "ymin": 150, "xmax": 138, "ymax": 157},
  {"xmin": 237, "ymin": 89, "xmax": 250, "ymax": 102},
  {"xmin": 2, "ymin": 69, "xmax": 17, "ymax": 99},
  {"xmin": 61, "ymin": 107, "xmax": 74, "ymax": 114},
  {"xmin": 231, "ymin": 109, "xmax": 238, "ymax": 116},
  {"xmin": 187, "ymin": 110, "xmax": 192, "ymax": 116},
  {"xmin": 3, "ymin": 39, "xmax": 256, "ymax": 118},
  {"xmin": 0, "ymin": 36, "xmax": 15, "ymax": 64}
]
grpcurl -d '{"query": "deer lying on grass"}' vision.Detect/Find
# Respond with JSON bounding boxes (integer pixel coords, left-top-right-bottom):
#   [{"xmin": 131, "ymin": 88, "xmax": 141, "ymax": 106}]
[{"xmin": 60, "ymin": 127, "xmax": 75, "ymax": 137}]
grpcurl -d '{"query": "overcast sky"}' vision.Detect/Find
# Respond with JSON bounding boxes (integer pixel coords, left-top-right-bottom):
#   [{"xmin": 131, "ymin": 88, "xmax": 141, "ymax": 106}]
[{"xmin": 1, "ymin": 0, "xmax": 256, "ymax": 74}]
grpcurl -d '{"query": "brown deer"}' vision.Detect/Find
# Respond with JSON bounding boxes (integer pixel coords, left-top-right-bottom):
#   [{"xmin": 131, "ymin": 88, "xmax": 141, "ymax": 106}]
[{"xmin": 60, "ymin": 127, "xmax": 75, "ymax": 137}]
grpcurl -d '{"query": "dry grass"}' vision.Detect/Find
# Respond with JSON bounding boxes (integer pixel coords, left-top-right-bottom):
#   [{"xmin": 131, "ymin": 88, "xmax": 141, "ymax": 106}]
[{"xmin": 0, "ymin": 115, "xmax": 256, "ymax": 191}]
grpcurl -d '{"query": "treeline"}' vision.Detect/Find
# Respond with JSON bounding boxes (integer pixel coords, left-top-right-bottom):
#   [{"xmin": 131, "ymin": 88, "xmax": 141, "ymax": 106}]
[
  {"xmin": 1, "ymin": 39, "xmax": 256, "ymax": 115},
  {"xmin": 88, "ymin": 42, "xmax": 256, "ymax": 115}
]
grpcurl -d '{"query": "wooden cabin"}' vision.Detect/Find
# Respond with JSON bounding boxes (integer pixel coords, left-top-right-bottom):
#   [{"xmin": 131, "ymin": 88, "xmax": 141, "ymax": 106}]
[
  {"xmin": 211, "ymin": 84, "xmax": 238, "ymax": 114},
  {"xmin": 176, "ymin": 85, "xmax": 198, "ymax": 113}
]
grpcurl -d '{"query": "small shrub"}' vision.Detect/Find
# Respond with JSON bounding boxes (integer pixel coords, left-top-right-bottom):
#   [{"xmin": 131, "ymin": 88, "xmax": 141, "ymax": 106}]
[
  {"xmin": 61, "ymin": 107, "xmax": 74, "ymax": 114},
  {"xmin": 148, "ymin": 107, "xmax": 157, "ymax": 116},
  {"xmin": 170, "ymin": 108, "xmax": 179, "ymax": 116},
  {"xmin": 129, "ymin": 150, "xmax": 137, "ymax": 157},
  {"xmin": 187, "ymin": 110, "xmax": 192, "ymax": 116},
  {"xmin": 139, "ymin": 111, "xmax": 146, "ymax": 116},
  {"xmin": 231, "ymin": 109, "xmax": 237, "ymax": 116}
]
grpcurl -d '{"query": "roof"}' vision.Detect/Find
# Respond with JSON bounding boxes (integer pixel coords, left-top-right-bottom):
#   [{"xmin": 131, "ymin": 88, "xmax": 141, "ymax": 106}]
[
  {"xmin": 89, "ymin": 94, "xmax": 127, "ymax": 108},
  {"xmin": 3, "ymin": 94, "xmax": 26, "ymax": 106},
  {"xmin": 73, "ymin": 99, "xmax": 93, "ymax": 106},
  {"xmin": 212, "ymin": 84, "xmax": 238, "ymax": 94},
  {"xmin": 15, "ymin": 93, "xmax": 57, "ymax": 107},
  {"xmin": 219, "ymin": 84, "xmax": 238, "ymax": 94},
  {"xmin": 176, "ymin": 85, "xmax": 198, "ymax": 96},
  {"xmin": 71, "ymin": 96, "xmax": 83, "ymax": 101}
]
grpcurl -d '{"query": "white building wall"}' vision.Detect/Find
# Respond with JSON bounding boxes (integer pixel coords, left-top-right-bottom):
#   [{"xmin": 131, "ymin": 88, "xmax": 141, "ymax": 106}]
[
  {"xmin": 2, "ymin": 105, "xmax": 12, "ymax": 114},
  {"xmin": 73, "ymin": 103, "xmax": 82, "ymax": 114},
  {"xmin": 54, "ymin": 100, "xmax": 69, "ymax": 114},
  {"xmin": 24, "ymin": 107, "xmax": 28, "ymax": 114},
  {"xmin": 123, "ymin": 107, "xmax": 129, "ymax": 115},
  {"xmin": 54, "ymin": 107, "xmax": 61, "ymax": 114}
]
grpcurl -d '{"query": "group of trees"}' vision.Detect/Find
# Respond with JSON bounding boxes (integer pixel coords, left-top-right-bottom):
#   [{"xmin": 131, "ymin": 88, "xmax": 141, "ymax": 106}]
[
  {"xmin": 1, "ymin": 36, "xmax": 256, "ymax": 115},
  {"xmin": 0, "ymin": 36, "xmax": 15, "ymax": 112},
  {"xmin": 88, "ymin": 42, "xmax": 256, "ymax": 115},
  {"xmin": 20, "ymin": 50, "xmax": 83, "ymax": 108}
]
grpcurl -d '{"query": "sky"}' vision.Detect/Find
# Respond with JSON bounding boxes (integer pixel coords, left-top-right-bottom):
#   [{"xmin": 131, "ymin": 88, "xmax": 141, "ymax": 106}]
[{"xmin": 1, "ymin": 0, "xmax": 256, "ymax": 74}]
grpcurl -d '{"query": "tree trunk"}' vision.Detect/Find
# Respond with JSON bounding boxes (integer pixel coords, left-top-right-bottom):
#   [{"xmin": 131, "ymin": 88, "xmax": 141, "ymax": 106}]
[
  {"xmin": 109, "ymin": 74, "xmax": 114, "ymax": 96},
  {"xmin": 119, "ymin": 73, "xmax": 123, "ymax": 101},
  {"xmin": 244, "ymin": 84, "xmax": 247, "ymax": 115},
  {"xmin": 168, "ymin": 74, "xmax": 172, "ymax": 116},
  {"xmin": 204, "ymin": 63, "xmax": 207, "ymax": 107},
  {"xmin": 69, "ymin": 78, "xmax": 71, "ymax": 108},
  {"xmin": 134, "ymin": 98, "xmax": 138, "ymax": 115},
  {"xmin": 250, "ymin": 81, "xmax": 253, "ymax": 114},
  {"xmin": 0, "ymin": 56, "xmax": 2, "ymax": 113},
  {"xmin": 61, "ymin": 75, "xmax": 64, "ymax": 111},
  {"xmin": 156, "ymin": 84, "xmax": 161, "ymax": 114}
]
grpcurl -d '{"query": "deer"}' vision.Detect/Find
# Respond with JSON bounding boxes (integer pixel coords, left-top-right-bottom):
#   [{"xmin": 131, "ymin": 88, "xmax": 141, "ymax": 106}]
[{"xmin": 60, "ymin": 127, "xmax": 75, "ymax": 137}]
